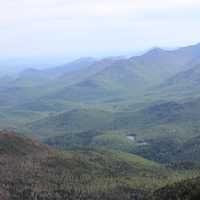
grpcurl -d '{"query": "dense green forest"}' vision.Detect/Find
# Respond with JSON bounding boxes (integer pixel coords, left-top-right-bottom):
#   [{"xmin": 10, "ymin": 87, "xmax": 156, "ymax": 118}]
[{"xmin": 1, "ymin": 43, "xmax": 200, "ymax": 199}]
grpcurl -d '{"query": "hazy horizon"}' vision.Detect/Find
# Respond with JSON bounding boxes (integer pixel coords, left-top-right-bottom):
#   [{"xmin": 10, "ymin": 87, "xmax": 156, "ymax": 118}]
[
  {"xmin": 0, "ymin": 41, "xmax": 200, "ymax": 75},
  {"xmin": 1, "ymin": 0, "xmax": 200, "ymax": 59},
  {"xmin": 1, "ymin": 0, "xmax": 200, "ymax": 74},
  {"xmin": 1, "ymin": 2, "xmax": 200, "ymax": 198}
]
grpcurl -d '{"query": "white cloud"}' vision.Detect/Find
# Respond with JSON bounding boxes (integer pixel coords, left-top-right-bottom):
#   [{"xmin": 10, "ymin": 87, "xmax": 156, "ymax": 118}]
[
  {"xmin": 0, "ymin": 0, "xmax": 200, "ymax": 57},
  {"xmin": 1, "ymin": 0, "xmax": 199, "ymax": 23}
]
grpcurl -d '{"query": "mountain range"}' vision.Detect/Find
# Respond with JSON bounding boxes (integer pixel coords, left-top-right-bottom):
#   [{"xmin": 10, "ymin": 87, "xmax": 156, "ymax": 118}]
[{"xmin": 1, "ymin": 43, "xmax": 200, "ymax": 199}]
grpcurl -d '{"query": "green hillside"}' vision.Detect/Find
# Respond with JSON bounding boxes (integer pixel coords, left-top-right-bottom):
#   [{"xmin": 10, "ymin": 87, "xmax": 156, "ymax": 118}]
[
  {"xmin": 42, "ymin": 44, "xmax": 200, "ymax": 102},
  {"xmin": 24, "ymin": 108, "xmax": 114, "ymax": 138},
  {"xmin": 0, "ymin": 131, "xmax": 170, "ymax": 200},
  {"xmin": 0, "ymin": 130, "xmax": 50, "ymax": 156},
  {"xmin": 149, "ymin": 177, "xmax": 200, "ymax": 200},
  {"xmin": 31, "ymin": 98, "xmax": 200, "ymax": 165},
  {"xmin": 1, "ymin": 131, "xmax": 200, "ymax": 200},
  {"xmin": 1, "ymin": 43, "xmax": 200, "ymax": 199},
  {"xmin": 30, "ymin": 98, "xmax": 200, "ymax": 140},
  {"xmin": 2, "ymin": 43, "xmax": 200, "ymax": 110},
  {"xmin": 174, "ymin": 135, "xmax": 200, "ymax": 163},
  {"xmin": 155, "ymin": 64, "xmax": 200, "ymax": 99}
]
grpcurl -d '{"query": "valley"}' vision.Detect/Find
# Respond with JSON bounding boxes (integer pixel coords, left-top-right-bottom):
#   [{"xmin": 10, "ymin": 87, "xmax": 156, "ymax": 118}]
[{"xmin": 1, "ymin": 43, "xmax": 200, "ymax": 199}]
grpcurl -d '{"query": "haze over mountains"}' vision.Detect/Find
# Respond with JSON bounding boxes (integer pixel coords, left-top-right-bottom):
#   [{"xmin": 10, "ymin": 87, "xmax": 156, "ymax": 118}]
[
  {"xmin": 1, "ymin": 0, "xmax": 200, "ymax": 198},
  {"xmin": 1, "ymin": 42, "xmax": 200, "ymax": 137},
  {"xmin": 2, "ymin": 43, "xmax": 200, "ymax": 101},
  {"xmin": 1, "ymin": 42, "xmax": 200, "ymax": 199}
]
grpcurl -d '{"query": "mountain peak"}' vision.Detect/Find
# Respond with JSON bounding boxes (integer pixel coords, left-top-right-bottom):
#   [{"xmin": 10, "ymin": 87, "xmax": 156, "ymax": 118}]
[
  {"xmin": 19, "ymin": 68, "xmax": 41, "ymax": 76},
  {"xmin": 145, "ymin": 47, "xmax": 165, "ymax": 56}
]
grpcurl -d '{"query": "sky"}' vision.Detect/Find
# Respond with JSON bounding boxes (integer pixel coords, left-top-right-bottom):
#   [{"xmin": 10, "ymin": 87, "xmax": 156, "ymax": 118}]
[{"xmin": 0, "ymin": 0, "xmax": 200, "ymax": 63}]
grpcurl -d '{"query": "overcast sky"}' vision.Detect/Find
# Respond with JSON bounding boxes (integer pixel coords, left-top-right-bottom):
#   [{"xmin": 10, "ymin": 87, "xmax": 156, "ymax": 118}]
[{"xmin": 0, "ymin": 0, "xmax": 200, "ymax": 60}]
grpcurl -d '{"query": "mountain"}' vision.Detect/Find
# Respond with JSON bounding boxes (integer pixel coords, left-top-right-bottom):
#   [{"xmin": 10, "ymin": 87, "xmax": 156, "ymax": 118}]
[
  {"xmin": 40, "ymin": 43, "xmax": 200, "ymax": 102},
  {"xmin": 0, "ymin": 130, "xmax": 171, "ymax": 200},
  {"xmin": 24, "ymin": 97, "xmax": 200, "ymax": 141},
  {"xmin": 0, "ymin": 58, "xmax": 116, "ymax": 107},
  {"xmin": 149, "ymin": 177, "xmax": 200, "ymax": 200},
  {"xmin": 19, "ymin": 68, "xmax": 42, "ymax": 76},
  {"xmin": 10, "ymin": 58, "xmax": 97, "ymax": 88},
  {"xmin": 155, "ymin": 64, "xmax": 200, "ymax": 98},
  {"xmin": 1, "ymin": 43, "xmax": 200, "ymax": 109},
  {"xmin": 11, "ymin": 68, "xmax": 52, "ymax": 87},
  {"xmin": 24, "ymin": 108, "xmax": 114, "ymax": 138},
  {"xmin": 22, "ymin": 97, "xmax": 200, "ymax": 165},
  {"xmin": 1, "ymin": 131, "xmax": 200, "ymax": 200},
  {"xmin": 0, "ymin": 130, "xmax": 50, "ymax": 156},
  {"xmin": 42, "ymin": 58, "xmax": 122, "ymax": 102},
  {"xmin": 2, "ymin": 43, "xmax": 200, "ymax": 199},
  {"xmin": 43, "ymin": 57, "xmax": 96, "ymax": 76},
  {"xmin": 2, "ymin": 43, "xmax": 200, "ymax": 143},
  {"xmin": 174, "ymin": 135, "xmax": 200, "ymax": 163},
  {"xmin": 128, "ymin": 43, "xmax": 200, "ymax": 82}
]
